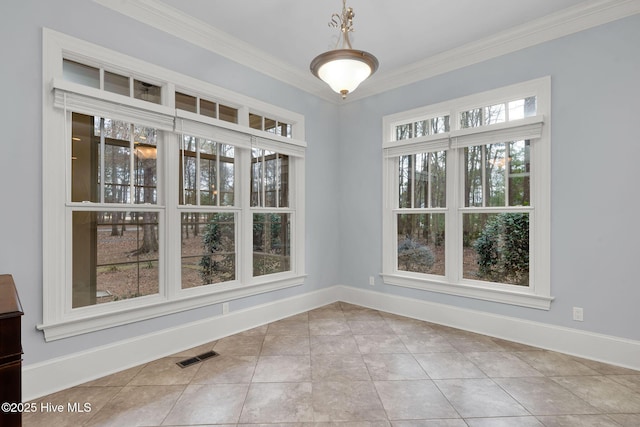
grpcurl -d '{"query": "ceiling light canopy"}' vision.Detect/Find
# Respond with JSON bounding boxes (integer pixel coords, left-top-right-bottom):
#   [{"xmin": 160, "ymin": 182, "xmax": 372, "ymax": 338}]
[{"xmin": 310, "ymin": 0, "xmax": 378, "ymax": 99}]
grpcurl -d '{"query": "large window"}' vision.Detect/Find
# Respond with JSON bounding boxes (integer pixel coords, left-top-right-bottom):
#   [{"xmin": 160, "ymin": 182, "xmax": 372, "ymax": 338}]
[
  {"xmin": 40, "ymin": 29, "xmax": 306, "ymax": 340},
  {"xmin": 382, "ymin": 78, "xmax": 551, "ymax": 309}
]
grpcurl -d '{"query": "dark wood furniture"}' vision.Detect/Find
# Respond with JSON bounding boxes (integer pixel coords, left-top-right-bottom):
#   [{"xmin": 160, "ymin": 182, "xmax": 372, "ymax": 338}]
[{"xmin": 0, "ymin": 274, "xmax": 23, "ymax": 427}]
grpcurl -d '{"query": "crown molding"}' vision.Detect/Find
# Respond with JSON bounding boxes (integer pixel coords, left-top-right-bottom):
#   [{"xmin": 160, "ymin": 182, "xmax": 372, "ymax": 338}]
[{"xmin": 95, "ymin": 0, "xmax": 640, "ymax": 103}]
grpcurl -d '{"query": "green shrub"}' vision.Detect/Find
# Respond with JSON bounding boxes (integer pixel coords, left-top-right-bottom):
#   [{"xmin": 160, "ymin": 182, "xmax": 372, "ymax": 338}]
[
  {"xmin": 473, "ymin": 212, "xmax": 529, "ymax": 285},
  {"xmin": 398, "ymin": 238, "xmax": 435, "ymax": 272}
]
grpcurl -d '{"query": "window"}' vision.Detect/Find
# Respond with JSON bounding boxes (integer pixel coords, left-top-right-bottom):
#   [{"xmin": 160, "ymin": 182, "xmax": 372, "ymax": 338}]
[
  {"xmin": 40, "ymin": 29, "xmax": 306, "ymax": 340},
  {"xmin": 382, "ymin": 78, "xmax": 552, "ymax": 309}
]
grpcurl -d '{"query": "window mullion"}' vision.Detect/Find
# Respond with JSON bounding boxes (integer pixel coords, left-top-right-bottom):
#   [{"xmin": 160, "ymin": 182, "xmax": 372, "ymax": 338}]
[
  {"xmin": 100, "ymin": 118, "xmax": 106, "ymax": 204},
  {"xmin": 196, "ymin": 138, "xmax": 201, "ymax": 206}
]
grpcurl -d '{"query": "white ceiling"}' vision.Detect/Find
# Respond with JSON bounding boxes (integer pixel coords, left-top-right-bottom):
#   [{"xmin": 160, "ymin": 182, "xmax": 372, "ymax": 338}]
[
  {"xmin": 96, "ymin": 0, "xmax": 640, "ymax": 100},
  {"xmin": 159, "ymin": 0, "xmax": 587, "ymax": 73}
]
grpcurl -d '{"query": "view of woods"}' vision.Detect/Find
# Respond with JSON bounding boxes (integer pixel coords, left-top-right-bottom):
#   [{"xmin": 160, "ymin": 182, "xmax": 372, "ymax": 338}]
[
  {"xmin": 70, "ymin": 115, "xmax": 291, "ymax": 306},
  {"xmin": 396, "ymin": 99, "xmax": 534, "ymax": 286}
]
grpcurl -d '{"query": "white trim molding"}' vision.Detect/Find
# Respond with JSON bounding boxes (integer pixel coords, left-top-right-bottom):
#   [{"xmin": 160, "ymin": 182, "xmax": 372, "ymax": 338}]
[
  {"xmin": 24, "ymin": 285, "xmax": 640, "ymax": 402},
  {"xmin": 94, "ymin": 0, "xmax": 640, "ymax": 102}
]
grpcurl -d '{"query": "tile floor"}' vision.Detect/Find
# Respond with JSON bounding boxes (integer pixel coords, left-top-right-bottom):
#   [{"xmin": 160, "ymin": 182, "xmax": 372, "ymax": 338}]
[{"xmin": 24, "ymin": 302, "xmax": 640, "ymax": 426}]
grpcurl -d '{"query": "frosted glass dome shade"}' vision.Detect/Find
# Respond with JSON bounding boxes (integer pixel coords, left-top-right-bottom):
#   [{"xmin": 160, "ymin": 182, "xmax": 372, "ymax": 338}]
[{"xmin": 310, "ymin": 49, "xmax": 378, "ymax": 98}]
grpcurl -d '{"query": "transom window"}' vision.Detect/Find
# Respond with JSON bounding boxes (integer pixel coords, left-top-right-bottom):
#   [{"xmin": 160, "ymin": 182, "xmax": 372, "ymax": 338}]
[{"xmin": 382, "ymin": 78, "xmax": 552, "ymax": 309}]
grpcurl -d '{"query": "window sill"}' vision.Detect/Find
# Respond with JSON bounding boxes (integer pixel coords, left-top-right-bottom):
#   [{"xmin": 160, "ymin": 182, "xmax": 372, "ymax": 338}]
[
  {"xmin": 381, "ymin": 273, "xmax": 553, "ymax": 310},
  {"xmin": 37, "ymin": 274, "xmax": 306, "ymax": 341}
]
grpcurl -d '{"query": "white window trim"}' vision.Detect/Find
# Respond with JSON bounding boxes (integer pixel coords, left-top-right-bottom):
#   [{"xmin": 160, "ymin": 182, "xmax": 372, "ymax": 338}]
[
  {"xmin": 382, "ymin": 77, "xmax": 552, "ymax": 310},
  {"xmin": 40, "ymin": 29, "xmax": 306, "ymax": 341}
]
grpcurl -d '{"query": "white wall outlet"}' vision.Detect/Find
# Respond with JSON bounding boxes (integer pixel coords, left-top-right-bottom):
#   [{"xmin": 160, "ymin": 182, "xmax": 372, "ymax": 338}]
[
  {"xmin": 222, "ymin": 302, "xmax": 229, "ymax": 315},
  {"xmin": 572, "ymin": 307, "xmax": 584, "ymax": 321},
  {"xmin": 369, "ymin": 276, "xmax": 375, "ymax": 286}
]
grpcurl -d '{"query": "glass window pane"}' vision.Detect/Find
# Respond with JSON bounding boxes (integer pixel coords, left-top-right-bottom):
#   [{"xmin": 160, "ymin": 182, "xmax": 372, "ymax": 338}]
[
  {"xmin": 415, "ymin": 120, "xmax": 428, "ymax": 137},
  {"xmin": 219, "ymin": 104, "xmax": 238, "ymax": 123},
  {"xmin": 249, "ymin": 113, "xmax": 263, "ymax": 130},
  {"xmin": 265, "ymin": 118, "xmax": 277, "ymax": 134},
  {"xmin": 508, "ymin": 96, "xmax": 537, "ymax": 120},
  {"xmin": 72, "ymin": 211, "xmax": 160, "ymax": 308},
  {"xmin": 180, "ymin": 135, "xmax": 197, "ymax": 205},
  {"xmin": 398, "ymin": 155, "xmax": 412, "ymax": 208},
  {"xmin": 133, "ymin": 80, "xmax": 161, "ymax": 104},
  {"xmin": 219, "ymin": 144, "xmax": 235, "ymax": 206},
  {"xmin": 460, "ymin": 108, "xmax": 483, "ymax": 129},
  {"xmin": 464, "ymin": 146, "xmax": 483, "ymax": 207},
  {"xmin": 181, "ymin": 212, "xmax": 235, "ymax": 288},
  {"xmin": 432, "ymin": 116, "xmax": 450, "ymax": 134},
  {"xmin": 484, "ymin": 103, "xmax": 506, "ymax": 125},
  {"xmin": 463, "ymin": 212, "xmax": 529, "ymax": 286},
  {"xmin": 175, "ymin": 92, "xmax": 197, "ymax": 113},
  {"xmin": 396, "ymin": 123, "xmax": 412, "ymax": 140},
  {"xmin": 486, "ymin": 143, "xmax": 506, "ymax": 207},
  {"xmin": 199, "ymin": 139, "xmax": 217, "ymax": 206},
  {"xmin": 414, "ymin": 153, "xmax": 429, "ymax": 208},
  {"xmin": 397, "ymin": 213, "xmax": 445, "ymax": 276},
  {"xmin": 200, "ymin": 99, "xmax": 217, "ymax": 119},
  {"xmin": 430, "ymin": 151, "xmax": 447, "ymax": 208},
  {"xmin": 508, "ymin": 140, "xmax": 531, "ymax": 206},
  {"xmin": 133, "ymin": 126, "xmax": 158, "ymax": 205},
  {"xmin": 253, "ymin": 213, "xmax": 290, "ymax": 277},
  {"xmin": 251, "ymin": 149, "xmax": 288, "ymax": 208},
  {"xmin": 72, "ymin": 113, "xmax": 100, "ymax": 203},
  {"xmin": 104, "ymin": 71, "xmax": 130, "ymax": 96},
  {"xmin": 63, "ymin": 59, "xmax": 99, "ymax": 88}
]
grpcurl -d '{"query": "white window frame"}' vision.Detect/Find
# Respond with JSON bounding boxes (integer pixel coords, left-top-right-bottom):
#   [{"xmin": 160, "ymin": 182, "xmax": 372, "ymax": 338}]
[
  {"xmin": 382, "ymin": 77, "xmax": 552, "ymax": 310},
  {"xmin": 40, "ymin": 29, "xmax": 306, "ymax": 341}
]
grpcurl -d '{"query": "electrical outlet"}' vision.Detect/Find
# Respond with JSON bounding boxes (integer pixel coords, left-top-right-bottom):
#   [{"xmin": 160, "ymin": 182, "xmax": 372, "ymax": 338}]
[
  {"xmin": 369, "ymin": 276, "xmax": 375, "ymax": 286},
  {"xmin": 572, "ymin": 307, "xmax": 583, "ymax": 321},
  {"xmin": 222, "ymin": 302, "xmax": 229, "ymax": 315}
]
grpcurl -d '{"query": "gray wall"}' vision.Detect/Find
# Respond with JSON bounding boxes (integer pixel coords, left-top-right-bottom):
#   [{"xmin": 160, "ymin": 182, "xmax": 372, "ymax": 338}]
[
  {"xmin": 337, "ymin": 14, "xmax": 640, "ymax": 341},
  {"xmin": 1, "ymin": 0, "xmax": 638, "ymax": 369},
  {"xmin": 0, "ymin": 0, "xmax": 340, "ymax": 365}
]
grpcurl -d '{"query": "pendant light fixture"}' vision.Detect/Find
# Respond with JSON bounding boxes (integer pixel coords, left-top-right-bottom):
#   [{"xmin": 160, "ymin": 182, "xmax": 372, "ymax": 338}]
[{"xmin": 310, "ymin": 0, "xmax": 379, "ymax": 99}]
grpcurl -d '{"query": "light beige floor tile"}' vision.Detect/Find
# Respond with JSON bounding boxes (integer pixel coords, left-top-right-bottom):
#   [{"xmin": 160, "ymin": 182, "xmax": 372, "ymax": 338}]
[
  {"xmin": 536, "ymin": 414, "xmax": 622, "ymax": 426},
  {"xmin": 399, "ymin": 334, "xmax": 457, "ymax": 353},
  {"xmin": 23, "ymin": 386, "xmax": 121, "ymax": 427},
  {"xmin": 213, "ymin": 334, "xmax": 265, "ymax": 355},
  {"xmin": 434, "ymin": 378, "xmax": 529, "ymax": 418},
  {"xmin": 162, "ymin": 383, "xmax": 249, "ymax": 425},
  {"xmin": 252, "ymin": 355, "xmax": 311, "ymax": 382},
  {"xmin": 312, "ymin": 353, "xmax": 371, "ymax": 381},
  {"xmin": 494, "ymin": 377, "xmax": 600, "ymax": 415},
  {"xmin": 239, "ymin": 382, "xmax": 313, "ymax": 423},
  {"xmin": 266, "ymin": 317, "xmax": 310, "ymax": 335},
  {"xmin": 310, "ymin": 334, "xmax": 361, "ymax": 354},
  {"xmin": 391, "ymin": 420, "xmax": 468, "ymax": 427},
  {"xmin": 313, "ymin": 380, "xmax": 388, "ymax": 421},
  {"xmin": 127, "ymin": 357, "xmax": 200, "ymax": 385},
  {"xmin": 446, "ymin": 335, "xmax": 506, "ymax": 353},
  {"xmin": 348, "ymin": 320, "xmax": 396, "ymax": 335},
  {"xmin": 464, "ymin": 351, "xmax": 543, "ymax": 378},
  {"xmin": 84, "ymin": 385, "xmax": 185, "ymax": 427},
  {"xmin": 190, "ymin": 354, "xmax": 257, "ymax": 384},
  {"xmin": 464, "ymin": 417, "xmax": 544, "ymax": 426},
  {"xmin": 608, "ymin": 413, "xmax": 640, "ymax": 426},
  {"xmin": 607, "ymin": 374, "xmax": 640, "ymax": 393},
  {"xmin": 374, "ymin": 380, "xmax": 459, "ymax": 420},
  {"xmin": 383, "ymin": 316, "xmax": 436, "ymax": 335},
  {"xmin": 362, "ymin": 353, "xmax": 429, "ymax": 380},
  {"xmin": 514, "ymin": 350, "xmax": 600, "ymax": 376},
  {"xmin": 309, "ymin": 318, "xmax": 352, "ymax": 335},
  {"xmin": 414, "ymin": 352, "xmax": 486, "ymax": 379},
  {"xmin": 551, "ymin": 375, "xmax": 640, "ymax": 413},
  {"xmin": 354, "ymin": 334, "xmax": 409, "ymax": 354},
  {"xmin": 261, "ymin": 334, "xmax": 311, "ymax": 355}
]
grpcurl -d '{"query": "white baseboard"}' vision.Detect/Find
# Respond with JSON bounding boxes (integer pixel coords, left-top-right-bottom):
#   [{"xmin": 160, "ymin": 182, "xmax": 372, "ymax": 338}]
[
  {"xmin": 23, "ymin": 284, "xmax": 640, "ymax": 401},
  {"xmin": 336, "ymin": 285, "xmax": 640, "ymax": 371},
  {"xmin": 22, "ymin": 286, "xmax": 337, "ymax": 401}
]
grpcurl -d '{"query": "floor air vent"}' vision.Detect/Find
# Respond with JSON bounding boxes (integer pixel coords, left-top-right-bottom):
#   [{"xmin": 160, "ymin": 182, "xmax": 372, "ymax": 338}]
[{"xmin": 176, "ymin": 350, "xmax": 219, "ymax": 368}]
